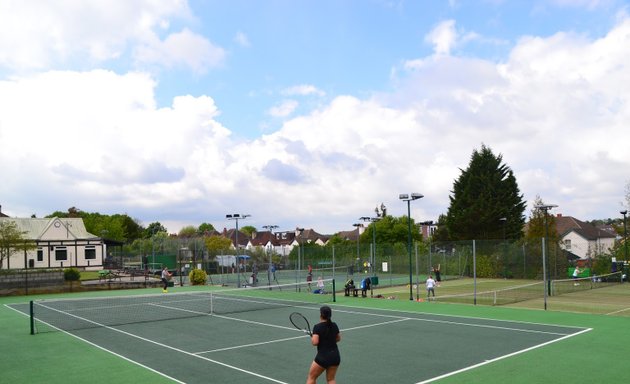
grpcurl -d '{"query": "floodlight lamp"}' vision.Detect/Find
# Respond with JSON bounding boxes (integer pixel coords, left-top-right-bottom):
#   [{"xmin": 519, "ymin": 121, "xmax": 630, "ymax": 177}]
[
  {"xmin": 534, "ymin": 204, "xmax": 558, "ymax": 210},
  {"xmin": 621, "ymin": 210, "xmax": 628, "ymax": 215},
  {"xmin": 410, "ymin": 193, "xmax": 424, "ymax": 200},
  {"xmin": 225, "ymin": 214, "xmax": 232, "ymax": 219}
]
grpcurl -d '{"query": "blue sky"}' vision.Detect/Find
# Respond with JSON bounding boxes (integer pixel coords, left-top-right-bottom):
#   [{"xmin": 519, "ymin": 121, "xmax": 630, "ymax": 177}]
[
  {"xmin": 1, "ymin": 0, "xmax": 629, "ymax": 235},
  {"xmin": 155, "ymin": 0, "xmax": 622, "ymax": 139}
]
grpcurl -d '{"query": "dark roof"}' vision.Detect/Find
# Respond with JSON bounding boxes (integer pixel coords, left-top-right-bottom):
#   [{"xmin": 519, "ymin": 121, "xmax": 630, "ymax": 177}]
[
  {"xmin": 337, "ymin": 228, "xmax": 360, "ymax": 241},
  {"xmin": 250, "ymin": 231, "xmax": 275, "ymax": 246},
  {"xmin": 224, "ymin": 228, "xmax": 249, "ymax": 247},
  {"xmin": 555, "ymin": 215, "xmax": 616, "ymax": 240},
  {"xmin": 272, "ymin": 231, "xmax": 296, "ymax": 246},
  {"xmin": 297, "ymin": 228, "xmax": 327, "ymax": 243}
]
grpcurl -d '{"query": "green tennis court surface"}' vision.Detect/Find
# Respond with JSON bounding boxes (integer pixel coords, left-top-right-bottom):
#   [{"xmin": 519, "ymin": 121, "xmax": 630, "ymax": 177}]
[{"xmin": 4, "ymin": 282, "xmax": 596, "ymax": 384}]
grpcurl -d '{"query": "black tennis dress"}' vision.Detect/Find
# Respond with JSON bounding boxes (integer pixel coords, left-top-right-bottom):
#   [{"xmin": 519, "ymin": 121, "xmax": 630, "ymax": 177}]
[{"xmin": 313, "ymin": 321, "xmax": 341, "ymax": 368}]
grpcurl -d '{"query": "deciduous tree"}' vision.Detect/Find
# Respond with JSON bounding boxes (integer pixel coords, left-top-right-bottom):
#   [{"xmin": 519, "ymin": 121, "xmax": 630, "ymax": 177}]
[{"xmin": 0, "ymin": 220, "xmax": 36, "ymax": 269}]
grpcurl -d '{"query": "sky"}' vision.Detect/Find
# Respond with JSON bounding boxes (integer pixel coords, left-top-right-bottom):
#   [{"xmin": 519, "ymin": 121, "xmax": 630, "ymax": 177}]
[{"xmin": 1, "ymin": 0, "xmax": 629, "ymax": 236}]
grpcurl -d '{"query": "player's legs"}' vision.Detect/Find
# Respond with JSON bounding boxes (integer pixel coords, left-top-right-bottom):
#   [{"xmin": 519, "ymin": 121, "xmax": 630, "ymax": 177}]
[
  {"xmin": 307, "ymin": 361, "xmax": 325, "ymax": 384},
  {"xmin": 325, "ymin": 365, "xmax": 339, "ymax": 383}
]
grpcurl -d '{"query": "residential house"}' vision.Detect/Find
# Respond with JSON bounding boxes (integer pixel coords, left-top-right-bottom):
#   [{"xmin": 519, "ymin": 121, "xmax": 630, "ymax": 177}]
[
  {"xmin": 555, "ymin": 214, "xmax": 616, "ymax": 260},
  {"xmin": 223, "ymin": 227, "xmax": 250, "ymax": 251},
  {"xmin": 248, "ymin": 230, "xmax": 276, "ymax": 254},
  {"xmin": 337, "ymin": 226, "xmax": 363, "ymax": 242},
  {"xmin": 293, "ymin": 228, "xmax": 329, "ymax": 246},
  {"xmin": 0, "ymin": 216, "xmax": 105, "ymax": 270}
]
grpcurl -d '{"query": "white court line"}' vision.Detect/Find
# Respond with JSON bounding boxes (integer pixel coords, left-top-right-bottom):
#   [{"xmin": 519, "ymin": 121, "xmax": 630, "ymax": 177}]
[
  {"xmin": 343, "ymin": 317, "xmax": 411, "ymax": 331},
  {"xmin": 195, "ymin": 334, "xmax": 308, "ymax": 354},
  {"xmin": 416, "ymin": 327, "xmax": 592, "ymax": 384},
  {"xmin": 605, "ymin": 306, "xmax": 630, "ymax": 315},
  {"xmin": 329, "ymin": 302, "xmax": 589, "ymax": 330},
  {"xmin": 330, "ymin": 306, "xmax": 572, "ymax": 336},
  {"xmin": 4, "ymin": 304, "xmax": 185, "ymax": 384},
  {"xmin": 33, "ymin": 302, "xmax": 291, "ymax": 384},
  {"xmin": 195, "ymin": 317, "xmax": 412, "ymax": 355},
  {"xmin": 211, "ymin": 312, "xmax": 297, "ymax": 330}
]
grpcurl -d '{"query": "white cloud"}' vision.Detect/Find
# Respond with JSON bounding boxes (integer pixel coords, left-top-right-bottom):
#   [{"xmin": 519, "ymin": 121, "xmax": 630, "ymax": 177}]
[
  {"xmin": 423, "ymin": 20, "xmax": 485, "ymax": 56},
  {"xmin": 282, "ymin": 85, "xmax": 326, "ymax": 97},
  {"xmin": 268, "ymin": 100, "xmax": 299, "ymax": 117},
  {"xmin": 2, "ymin": 16, "xmax": 630, "ymax": 234},
  {"xmin": 234, "ymin": 31, "xmax": 251, "ymax": 47},
  {"xmin": 134, "ymin": 28, "xmax": 226, "ymax": 73},
  {"xmin": 0, "ymin": 69, "xmax": 232, "ymax": 215},
  {"xmin": 425, "ymin": 20, "xmax": 458, "ymax": 55},
  {"xmin": 0, "ymin": 0, "xmax": 223, "ymax": 73}
]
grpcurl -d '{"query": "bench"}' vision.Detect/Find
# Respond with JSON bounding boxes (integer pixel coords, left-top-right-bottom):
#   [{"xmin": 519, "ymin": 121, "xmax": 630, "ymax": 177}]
[{"xmin": 98, "ymin": 270, "xmax": 121, "ymax": 282}]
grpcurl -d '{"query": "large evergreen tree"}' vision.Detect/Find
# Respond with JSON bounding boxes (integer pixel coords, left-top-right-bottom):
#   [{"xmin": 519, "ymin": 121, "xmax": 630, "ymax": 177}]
[{"xmin": 444, "ymin": 145, "xmax": 526, "ymax": 240}]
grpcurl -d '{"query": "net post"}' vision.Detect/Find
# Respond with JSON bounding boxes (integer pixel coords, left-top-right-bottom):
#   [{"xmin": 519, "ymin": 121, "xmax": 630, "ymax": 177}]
[
  {"xmin": 29, "ymin": 300, "xmax": 35, "ymax": 335},
  {"xmin": 332, "ymin": 279, "xmax": 336, "ymax": 302}
]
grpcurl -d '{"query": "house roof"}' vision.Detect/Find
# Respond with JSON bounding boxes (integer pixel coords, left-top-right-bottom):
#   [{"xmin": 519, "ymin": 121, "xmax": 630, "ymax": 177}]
[
  {"xmin": 272, "ymin": 231, "xmax": 296, "ymax": 246},
  {"xmin": 337, "ymin": 228, "xmax": 360, "ymax": 241},
  {"xmin": 223, "ymin": 228, "xmax": 249, "ymax": 247},
  {"xmin": 0, "ymin": 217, "xmax": 97, "ymax": 240},
  {"xmin": 297, "ymin": 228, "xmax": 328, "ymax": 243},
  {"xmin": 555, "ymin": 215, "xmax": 616, "ymax": 240},
  {"xmin": 250, "ymin": 230, "xmax": 275, "ymax": 246}
]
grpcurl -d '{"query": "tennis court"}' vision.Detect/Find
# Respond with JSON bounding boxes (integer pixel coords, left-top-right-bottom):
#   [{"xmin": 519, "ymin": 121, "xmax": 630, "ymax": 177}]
[{"xmin": 5, "ymin": 279, "xmax": 591, "ymax": 384}]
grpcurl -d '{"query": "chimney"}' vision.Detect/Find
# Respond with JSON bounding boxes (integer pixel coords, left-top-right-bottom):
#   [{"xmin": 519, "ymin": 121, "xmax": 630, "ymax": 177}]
[{"xmin": 557, "ymin": 213, "xmax": 562, "ymax": 217}]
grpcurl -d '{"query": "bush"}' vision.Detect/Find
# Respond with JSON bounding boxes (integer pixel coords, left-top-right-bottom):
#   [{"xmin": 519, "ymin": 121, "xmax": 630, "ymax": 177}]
[
  {"xmin": 64, "ymin": 267, "xmax": 81, "ymax": 281},
  {"xmin": 189, "ymin": 269, "xmax": 207, "ymax": 285}
]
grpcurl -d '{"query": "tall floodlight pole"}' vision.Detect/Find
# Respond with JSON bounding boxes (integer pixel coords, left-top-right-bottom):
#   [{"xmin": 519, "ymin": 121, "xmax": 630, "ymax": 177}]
[
  {"xmin": 534, "ymin": 203, "xmax": 557, "ymax": 310},
  {"xmin": 360, "ymin": 217, "xmax": 380, "ymax": 271},
  {"xmin": 400, "ymin": 193, "xmax": 424, "ymax": 301},
  {"xmin": 353, "ymin": 223, "xmax": 363, "ymax": 266},
  {"xmin": 361, "ymin": 216, "xmax": 380, "ymax": 297},
  {"xmin": 295, "ymin": 228, "xmax": 305, "ymax": 291},
  {"xmin": 226, "ymin": 213, "xmax": 250, "ymax": 288},
  {"xmin": 621, "ymin": 210, "xmax": 628, "ymax": 262},
  {"xmin": 263, "ymin": 224, "xmax": 278, "ymax": 289}
]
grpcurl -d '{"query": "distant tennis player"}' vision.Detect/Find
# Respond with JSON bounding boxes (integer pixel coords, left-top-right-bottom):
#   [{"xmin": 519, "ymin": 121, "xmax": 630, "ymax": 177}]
[
  {"xmin": 426, "ymin": 275, "xmax": 436, "ymax": 299},
  {"xmin": 307, "ymin": 305, "xmax": 341, "ymax": 384},
  {"xmin": 161, "ymin": 266, "xmax": 172, "ymax": 293},
  {"xmin": 573, "ymin": 266, "xmax": 581, "ymax": 286},
  {"xmin": 433, "ymin": 264, "xmax": 442, "ymax": 286}
]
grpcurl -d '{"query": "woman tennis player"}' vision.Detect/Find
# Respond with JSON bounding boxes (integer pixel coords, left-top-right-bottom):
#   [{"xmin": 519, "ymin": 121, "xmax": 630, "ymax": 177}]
[{"xmin": 307, "ymin": 305, "xmax": 341, "ymax": 384}]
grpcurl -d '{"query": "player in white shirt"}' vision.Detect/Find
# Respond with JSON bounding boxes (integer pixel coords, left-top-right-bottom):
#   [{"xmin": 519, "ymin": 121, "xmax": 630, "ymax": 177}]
[{"xmin": 426, "ymin": 275, "xmax": 436, "ymax": 299}]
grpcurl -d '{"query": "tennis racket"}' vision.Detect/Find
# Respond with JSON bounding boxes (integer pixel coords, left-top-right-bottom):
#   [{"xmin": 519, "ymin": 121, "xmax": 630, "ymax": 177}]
[{"xmin": 289, "ymin": 312, "xmax": 312, "ymax": 336}]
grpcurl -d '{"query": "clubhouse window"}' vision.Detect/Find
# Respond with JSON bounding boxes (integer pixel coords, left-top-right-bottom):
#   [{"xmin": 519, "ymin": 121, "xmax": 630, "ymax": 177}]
[
  {"xmin": 85, "ymin": 246, "xmax": 96, "ymax": 260},
  {"xmin": 55, "ymin": 247, "xmax": 67, "ymax": 261}
]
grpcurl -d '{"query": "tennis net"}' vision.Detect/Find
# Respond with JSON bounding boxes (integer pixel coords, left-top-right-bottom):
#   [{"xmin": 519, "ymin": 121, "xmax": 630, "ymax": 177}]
[
  {"xmin": 550, "ymin": 272, "xmax": 623, "ymax": 296},
  {"xmin": 27, "ymin": 278, "xmax": 336, "ymax": 334},
  {"xmin": 431, "ymin": 281, "xmax": 544, "ymax": 306}
]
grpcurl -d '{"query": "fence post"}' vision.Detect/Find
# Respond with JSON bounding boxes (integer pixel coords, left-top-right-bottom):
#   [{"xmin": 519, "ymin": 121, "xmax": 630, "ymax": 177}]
[{"xmin": 473, "ymin": 240, "xmax": 477, "ymax": 305}]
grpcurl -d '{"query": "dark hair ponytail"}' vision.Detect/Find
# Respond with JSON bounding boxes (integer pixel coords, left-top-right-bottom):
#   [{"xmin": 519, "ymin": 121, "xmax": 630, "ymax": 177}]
[{"xmin": 320, "ymin": 306, "xmax": 333, "ymax": 334}]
